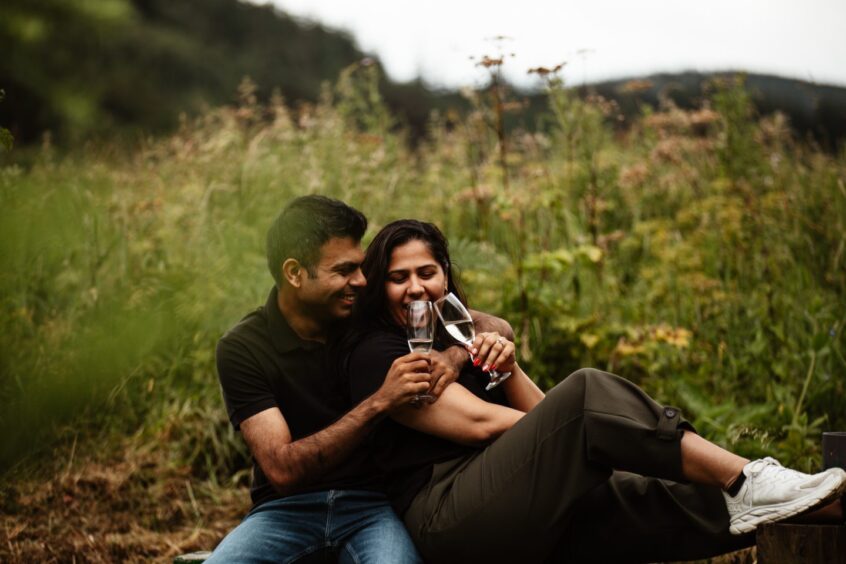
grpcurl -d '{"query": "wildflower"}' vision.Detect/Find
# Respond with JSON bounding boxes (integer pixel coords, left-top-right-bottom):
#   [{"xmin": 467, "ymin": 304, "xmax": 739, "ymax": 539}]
[
  {"xmin": 615, "ymin": 339, "xmax": 644, "ymax": 357},
  {"xmin": 650, "ymin": 137, "xmax": 686, "ymax": 164},
  {"xmin": 689, "ymin": 108, "xmax": 720, "ymax": 136},
  {"xmin": 581, "ymin": 333, "xmax": 600, "ymax": 349},
  {"xmin": 478, "ymin": 56, "xmax": 504, "ymax": 68},
  {"xmin": 666, "ymin": 328, "xmax": 692, "ymax": 349},
  {"xmin": 578, "ymin": 245, "xmax": 603, "ymax": 263},
  {"xmin": 456, "ymin": 185, "xmax": 495, "ymax": 204},
  {"xmin": 618, "ymin": 163, "xmax": 649, "ymax": 189},
  {"xmin": 598, "ymin": 230, "xmax": 626, "ymax": 251},
  {"xmin": 527, "ymin": 63, "xmax": 565, "ymax": 77}
]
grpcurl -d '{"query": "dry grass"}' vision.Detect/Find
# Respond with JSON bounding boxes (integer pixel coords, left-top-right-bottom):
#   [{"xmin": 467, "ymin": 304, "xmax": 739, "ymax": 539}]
[
  {"xmin": 0, "ymin": 444, "xmax": 758, "ymax": 563},
  {"xmin": 0, "ymin": 439, "xmax": 244, "ymax": 563}
]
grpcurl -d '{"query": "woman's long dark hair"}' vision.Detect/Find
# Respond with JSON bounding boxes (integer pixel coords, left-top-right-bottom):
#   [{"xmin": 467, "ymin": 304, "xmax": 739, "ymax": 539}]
[{"xmin": 333, "ymin": 219, "xmax": 467, "ymax": 370}]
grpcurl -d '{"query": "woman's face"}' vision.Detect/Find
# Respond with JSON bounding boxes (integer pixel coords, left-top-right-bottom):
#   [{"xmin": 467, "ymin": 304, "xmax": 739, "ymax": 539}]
[{"xmin": 385, "ymin": 239, "xmax": 447, "ymax": 325}]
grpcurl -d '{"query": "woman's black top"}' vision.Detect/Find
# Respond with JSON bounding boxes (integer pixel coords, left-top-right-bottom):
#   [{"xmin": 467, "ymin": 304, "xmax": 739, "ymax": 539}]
[{"xmin": 345, "ymin": 323, "xmax": 509, "ymax": 516}]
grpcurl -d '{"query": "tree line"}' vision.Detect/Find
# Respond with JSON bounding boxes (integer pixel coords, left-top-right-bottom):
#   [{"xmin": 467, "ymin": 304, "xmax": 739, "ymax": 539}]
[{"xmin": 2, "ymin": 0, "xmax": 845, "ymax": 150}]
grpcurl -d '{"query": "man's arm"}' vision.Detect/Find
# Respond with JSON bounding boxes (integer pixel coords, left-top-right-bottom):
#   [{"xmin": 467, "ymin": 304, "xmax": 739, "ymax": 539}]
[
  {"xmin": 470, "ymin": 309, "xmax": 515, "ymax": 340},
  {"xmin": 240, "ymin": 353, "xmax": 432, "ymax": 495}
]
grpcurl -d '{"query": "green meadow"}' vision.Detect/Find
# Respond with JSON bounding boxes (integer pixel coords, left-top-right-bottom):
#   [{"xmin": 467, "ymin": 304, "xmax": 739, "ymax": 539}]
[{"xmin": 1, "ymin": 67, "xmax": 844, "ymax": 559}]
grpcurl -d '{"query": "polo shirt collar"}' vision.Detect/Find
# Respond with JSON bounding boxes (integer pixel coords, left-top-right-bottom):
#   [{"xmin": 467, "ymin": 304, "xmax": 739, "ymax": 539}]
[{"xmin": 265, "ymin": 287, "xmax": 323, "ymax": 354}]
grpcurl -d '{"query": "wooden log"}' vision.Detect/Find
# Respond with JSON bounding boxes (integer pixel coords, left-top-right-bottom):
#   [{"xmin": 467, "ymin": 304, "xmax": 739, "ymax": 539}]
[
  {"xmin": 823, "ymin": 432, "xmax": 846, "ymax": 470},
  {"xmin": 756, "ymin": 432, "xmax": 845, "ymax": 563},
  {"xmin": 757, "ymin": 523, "xmax": 846, "ymax": 564}
]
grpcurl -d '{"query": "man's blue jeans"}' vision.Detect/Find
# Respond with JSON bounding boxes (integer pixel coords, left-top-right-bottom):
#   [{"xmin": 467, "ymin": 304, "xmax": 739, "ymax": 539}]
[{"xmin": 205, "ymin": 490, "xmax": 421, "ymax": 563}]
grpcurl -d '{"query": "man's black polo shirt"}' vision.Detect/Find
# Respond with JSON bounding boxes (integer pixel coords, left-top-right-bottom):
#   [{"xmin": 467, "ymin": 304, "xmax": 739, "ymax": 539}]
[{"xmin": 216, "ymin": 287, "xmax": 380, "ymax": 508}]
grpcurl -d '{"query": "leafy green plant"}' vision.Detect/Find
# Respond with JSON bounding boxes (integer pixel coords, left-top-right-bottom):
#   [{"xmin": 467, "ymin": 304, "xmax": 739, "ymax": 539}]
[{"xmin": 1, "ymin": 68, "xmax": 844, "ymax": 479}]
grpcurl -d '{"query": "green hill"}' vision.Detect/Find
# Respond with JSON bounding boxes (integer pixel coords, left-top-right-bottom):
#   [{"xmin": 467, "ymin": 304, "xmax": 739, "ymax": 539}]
[
  {"xmin": 588, "ymin": 72, "xmax": 846, "ymax": 150},
  {"xmin": 0, "ymin": 0, "xmax": 455, "ymax": 144}
]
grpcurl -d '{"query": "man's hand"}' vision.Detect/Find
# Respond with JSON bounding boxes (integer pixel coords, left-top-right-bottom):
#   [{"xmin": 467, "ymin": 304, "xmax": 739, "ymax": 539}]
[
  {"xmin": 371, "ymin": 352, "xmax": 432, "ymax": 410},
  {"xmin": 427, "ymin": 348, "xmax": 463, "ymax": 399}
]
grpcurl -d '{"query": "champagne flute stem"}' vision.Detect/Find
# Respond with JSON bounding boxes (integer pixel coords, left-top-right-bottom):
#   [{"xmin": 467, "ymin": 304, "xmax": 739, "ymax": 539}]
[{"xmin": 485, "ymin": 369, "xmax": 513, "ymax": 391}]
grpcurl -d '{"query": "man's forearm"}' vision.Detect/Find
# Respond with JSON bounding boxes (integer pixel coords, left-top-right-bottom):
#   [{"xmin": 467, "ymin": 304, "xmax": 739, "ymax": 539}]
[
  {"xmin": 261, "ymin": 352, "xmax": 430, "ymax": 492},
  {"xmin": 266, "ymin": 396, "xmax": 388, "ymax": 494}
]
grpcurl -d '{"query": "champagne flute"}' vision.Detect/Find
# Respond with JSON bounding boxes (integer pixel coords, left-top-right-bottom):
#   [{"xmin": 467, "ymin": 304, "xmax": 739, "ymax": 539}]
[
  {"xmin": 434, "ymin": 293, "xmax": 511, "ymax": 390},
  {"xmin": 406, "ymin": 300, "xmax": 436, "ymax": 403}
]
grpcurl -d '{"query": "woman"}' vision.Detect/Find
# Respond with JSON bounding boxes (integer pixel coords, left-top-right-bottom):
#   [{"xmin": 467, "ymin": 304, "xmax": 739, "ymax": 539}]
[{"xmin": 341, "ymin": 219, "xmax": 845, "ymax": 563}]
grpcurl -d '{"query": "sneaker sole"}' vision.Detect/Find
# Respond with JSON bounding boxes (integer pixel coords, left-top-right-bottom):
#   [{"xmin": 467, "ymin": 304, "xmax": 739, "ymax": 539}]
[{"xmin": 729, "ymin": 471, "xmax": 846, "ymax": 535}]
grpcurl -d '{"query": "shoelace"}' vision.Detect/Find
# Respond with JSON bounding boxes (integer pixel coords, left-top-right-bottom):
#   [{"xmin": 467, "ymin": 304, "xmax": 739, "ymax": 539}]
[
  {"xmin": 746, "ymin": 457, "xmax": 782, "ymax": 477},
  {"xmin": 744, "ymin": 457, "xmax": 810, "ymax": 486}
]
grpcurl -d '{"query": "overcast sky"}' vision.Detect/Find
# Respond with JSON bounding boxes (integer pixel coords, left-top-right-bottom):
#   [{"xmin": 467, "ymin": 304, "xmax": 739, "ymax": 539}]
[{"xmin": 265, "ymin": 0, "xmax": 846, "ymax": 90}]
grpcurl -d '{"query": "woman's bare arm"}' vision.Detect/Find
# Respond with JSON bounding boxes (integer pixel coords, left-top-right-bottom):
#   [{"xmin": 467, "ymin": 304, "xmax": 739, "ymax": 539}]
[
  {"xmin": 499, "ymin": 363, "xmax": 544, "ymax": 412},
  {"xmin": 390, "ymin": 383, "xmax": 525, "ymax": 446},
  {"xmin": 469, "ymin": 331, "xmax": 545, "ymax": 413}
]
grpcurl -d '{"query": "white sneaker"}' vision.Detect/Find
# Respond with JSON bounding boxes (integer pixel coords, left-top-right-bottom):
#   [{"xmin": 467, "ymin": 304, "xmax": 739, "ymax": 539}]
[{"xmin": 723, "ymin": 457, "xmax": 846, "ymax": 535}]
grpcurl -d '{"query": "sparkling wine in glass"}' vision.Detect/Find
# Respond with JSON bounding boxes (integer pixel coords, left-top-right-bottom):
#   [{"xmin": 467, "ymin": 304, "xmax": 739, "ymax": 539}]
[
  {"xmin": 406, "ymin": 300, "xmax": 435, "ymax": 403},
  {"xmin": 434, "ymin": 293, "xmax": 511, "ymax": 390}
]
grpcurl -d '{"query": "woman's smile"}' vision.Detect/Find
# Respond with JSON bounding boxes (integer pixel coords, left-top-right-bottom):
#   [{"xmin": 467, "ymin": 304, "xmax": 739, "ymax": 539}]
[{"xmin": 385, "ymin": 239, "xmax": 447, "ymax": 325}]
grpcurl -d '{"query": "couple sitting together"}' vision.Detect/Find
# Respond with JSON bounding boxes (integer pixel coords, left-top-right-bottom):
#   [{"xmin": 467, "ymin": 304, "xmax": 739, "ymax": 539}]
[{"xmin": 208, "ymin": 195, "xmax": 845, "ymax": 563}]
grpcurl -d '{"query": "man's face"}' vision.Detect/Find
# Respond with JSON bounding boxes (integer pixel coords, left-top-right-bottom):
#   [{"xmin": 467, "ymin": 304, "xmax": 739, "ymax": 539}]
[{"xmin": 297, "ymin": 237, "xmax": 366, "ymax": 321}]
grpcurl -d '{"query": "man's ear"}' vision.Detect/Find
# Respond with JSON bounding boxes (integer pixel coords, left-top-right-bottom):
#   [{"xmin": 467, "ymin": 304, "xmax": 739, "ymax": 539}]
[{"xmin": 282, "ymin": 258, "xmax": 303, "ymax": 288}]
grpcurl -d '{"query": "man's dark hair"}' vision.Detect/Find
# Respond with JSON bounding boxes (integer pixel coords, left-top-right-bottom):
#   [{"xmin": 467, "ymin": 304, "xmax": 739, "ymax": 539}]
[{"xmin": 266, "ymin": 195, "xmax": 367, "ymax": 286}]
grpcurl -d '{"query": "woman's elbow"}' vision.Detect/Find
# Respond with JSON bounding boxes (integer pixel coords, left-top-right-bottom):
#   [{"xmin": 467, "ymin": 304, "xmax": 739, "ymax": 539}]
[
  {"xmin": 455, "ymin": 427, "xmax": 495, "ymax": 446},
  {"xmin": 468, "ymin": 416, "xmax": 513, "ymax": 444}
]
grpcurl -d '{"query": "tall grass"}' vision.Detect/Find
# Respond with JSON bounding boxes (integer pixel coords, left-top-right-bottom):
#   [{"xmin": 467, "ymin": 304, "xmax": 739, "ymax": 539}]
[{"xmin": 1, "ymin": 69, "xmax": 844, "ymax": 477}]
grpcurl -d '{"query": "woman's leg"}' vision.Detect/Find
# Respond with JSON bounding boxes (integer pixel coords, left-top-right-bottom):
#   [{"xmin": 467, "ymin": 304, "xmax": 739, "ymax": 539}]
[
  {"xmin": 678, "ymin": 420, "xmax": 845, "ymax": 535},
  {"xmin": 551, "ymin": 472, "xmax": 754, "ymax": 563},
  {"xmin": 681, "ymin": 431, "xmax": 748, "ymax": 489},
  {"xmin": 404, "ymin": 368, "xmax": 704, "ymax": 563},
  {"xmin": 405, "ymin": 368, "xmax": 844, "ymax": 562}
]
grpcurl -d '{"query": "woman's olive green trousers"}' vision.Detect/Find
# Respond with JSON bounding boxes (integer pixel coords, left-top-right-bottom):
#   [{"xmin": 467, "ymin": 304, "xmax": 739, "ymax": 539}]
[{"xmin": 404, "ymin": 368, "xmax": 755, "ymax": 563}]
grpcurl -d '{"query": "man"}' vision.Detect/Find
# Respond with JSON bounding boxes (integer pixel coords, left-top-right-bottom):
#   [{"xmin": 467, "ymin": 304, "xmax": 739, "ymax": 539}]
[{"xmin": 208, "ymin": 196, "xmax": 503, "ymax": 563}]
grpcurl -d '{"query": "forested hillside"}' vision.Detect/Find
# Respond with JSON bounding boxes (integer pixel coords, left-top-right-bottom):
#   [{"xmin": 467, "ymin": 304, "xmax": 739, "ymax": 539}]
[
  {"xmin": 2, "ymin": 0, "xmax": 846, "ymax": 148},
  {"xmin": 0, "ymin": 0, "xmax": 455, "ymax": 144}
]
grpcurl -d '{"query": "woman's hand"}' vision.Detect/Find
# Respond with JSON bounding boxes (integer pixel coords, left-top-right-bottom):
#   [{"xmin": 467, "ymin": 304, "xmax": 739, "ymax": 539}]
[{"xmin": 468, "ymin": 332, "xmax": 516, "ymax": 374}]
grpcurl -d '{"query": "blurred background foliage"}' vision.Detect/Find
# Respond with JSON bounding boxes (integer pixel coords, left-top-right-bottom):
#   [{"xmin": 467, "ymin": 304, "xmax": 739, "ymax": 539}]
[
  {"xmin": 1, "ymin": 1, "xmax": 845, "ymax": 559},
  {"xmin": 1, "ymin": 63, "xmax": 844, "ymax": 476}
]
